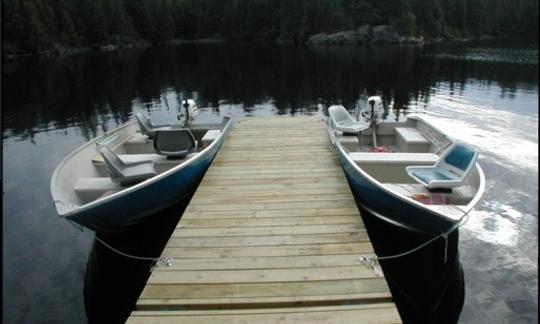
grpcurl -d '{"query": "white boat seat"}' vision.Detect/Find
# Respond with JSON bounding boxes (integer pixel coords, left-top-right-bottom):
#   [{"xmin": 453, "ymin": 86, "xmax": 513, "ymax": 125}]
[
  {"xmin": 75, "ymin": 177, "xmax": 122, "ymax": 202},
  {"xmin": 328, "ymin": 105, "xmax": 370, "ymax": 133},
  {"xmin": 135, "ymin": 112, "xmax": 170, "ymax": 139},
  {"xmin": 406, "ymin": 141, "xmax": 479, "ymax": 190},
  {"xmin": 98, "ymin": 145, "xmax": 157, "ymax": 186},
  {"xmin": 349, "ymin": 152, "xmax": 439, "ymax": 164},
  {"xmin": 153, "ymin": 129, "xmax": 197, "ymax": 159}
]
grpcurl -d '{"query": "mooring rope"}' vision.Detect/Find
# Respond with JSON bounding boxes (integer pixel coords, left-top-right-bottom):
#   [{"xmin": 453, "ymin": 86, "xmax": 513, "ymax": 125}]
[
  {"xmin": 67, "ymin": 219, "xmax": 174, "ymax": 268},
  {"xmin": 359, "ymin": 206, "xmax": 472, "ymax": 271},
  {"xmin": 356, "ymin": 207, "xmax": 473, "ymax": 323},
  {"xmin": 94, "ymin": 235, "xmax": 174, "ymax": 267}
]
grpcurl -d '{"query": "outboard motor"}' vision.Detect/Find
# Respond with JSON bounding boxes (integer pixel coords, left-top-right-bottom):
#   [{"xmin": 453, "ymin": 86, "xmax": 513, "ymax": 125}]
[
  {"xmin": 365, "ymin": 96, "xmax": 386, "ymax": 149},
  {"xmin": 177, "ymin": 99, "xmax": 199, "ymax": 126},
  {"xmin": 365, "ymin": 96, "xmax": 384, "ymax": 126}
]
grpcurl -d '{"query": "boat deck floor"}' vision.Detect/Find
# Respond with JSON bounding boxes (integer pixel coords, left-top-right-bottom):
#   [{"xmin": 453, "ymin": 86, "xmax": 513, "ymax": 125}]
[{"xmin": 127, "ymin": 116, "xmax": 401, "ymax": 323}]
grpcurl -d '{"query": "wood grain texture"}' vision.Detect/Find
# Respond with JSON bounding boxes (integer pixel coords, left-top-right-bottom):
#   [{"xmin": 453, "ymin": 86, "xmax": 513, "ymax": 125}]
[{"xmin": 128, "ymin": 116, "xmax": 401, "ymax": 323}]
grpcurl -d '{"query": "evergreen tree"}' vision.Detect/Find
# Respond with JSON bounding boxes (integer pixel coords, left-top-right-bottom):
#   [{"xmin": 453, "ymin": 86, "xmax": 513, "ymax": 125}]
[
  {"xmin": 52, "ymin": 0, "xmax": 79, "ymax": 44},
  {"xmin": 78, "ymin": 0, "xmax": 108, "ymax": 44},
  {"xmin": 3, "ymin": 0, "xmax": 539, "ymax": 55},
  {"xmin": 412, "ymin": 0, "xmax": 445, "ymax": 36},
  {"xmin": 279, "ymin": 0, "xmax": 305, "ymax": 43}
]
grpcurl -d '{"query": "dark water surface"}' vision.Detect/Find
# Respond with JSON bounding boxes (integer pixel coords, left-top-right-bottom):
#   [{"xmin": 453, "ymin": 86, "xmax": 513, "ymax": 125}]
[{"xmin": 3, "ymin": 41, "xmax": 538, "ymax": 323}]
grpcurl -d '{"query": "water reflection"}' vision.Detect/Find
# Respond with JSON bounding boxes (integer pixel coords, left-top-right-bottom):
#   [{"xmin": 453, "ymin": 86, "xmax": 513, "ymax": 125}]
[
  {"xmin": 84, "ymin": 196, "xmax": 192, "ymax": 324},
  {"xmin": 4, "ymin": 43, "xmax": 536, "ymax": 142}
]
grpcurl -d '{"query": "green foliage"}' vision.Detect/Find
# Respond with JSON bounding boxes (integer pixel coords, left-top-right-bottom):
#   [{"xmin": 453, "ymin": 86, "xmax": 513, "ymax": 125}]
[
  {"xmin": 78, "ymin": 0, "xmax": 108, "ymax": 43},
  {"xmin": 279, "ymin": 0, "xmax": 305, "ymax": 43},
  {"xmin": 3, "ymin": 0, "xmax": 538, "ymax": 55}
]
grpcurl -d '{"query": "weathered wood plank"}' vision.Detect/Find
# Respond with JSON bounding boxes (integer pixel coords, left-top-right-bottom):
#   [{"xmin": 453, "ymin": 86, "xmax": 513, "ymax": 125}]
[
  {"xmin": 128, "ymin": 307, "xmax": 400, "ymax": 324},
  {"xmin": 131, "ymin": 302, "xmax": 398, "ymax": 314},
  {"xmin": 151, "ymin": 254, "xmax": 368, "ymax": 271},
  {"xmin": 182, "ymin": 207, "xmax": 361, "ymax": 219},
  {"xmin": 185, "ymin": 200, "xmax": 358, "ymax": 212},
  {"xmin": 205, "ymin": 167, "xmax": 338, "ymax": 176},
  {"xmin": 177, "ymin": 215, "xmax": 361, "ymax": 228},
  {"xmin": 135, "ymin": 293, "xmax": 393, "ymax": 310},
  {"xmin": 161, "ymin": 242, "xmax": 374, "ymax": 258},
  {"xmin": 148, "ymin": 266, "xmax": 380, "ymax": 284},
  {"xmin": 194, "ymin": 186, "xmax": 353, "ymax": 197},
  {"xmin": 199, "ymin": 176, "xmax": 346, "ymax": 187},
  {"xmin": 190, "ymin": 193, "xmax": 353, "ymax": 205},
  {"xmin": 172, "ymin": 224, "xmax": 364, "ymax": 237},
  {"xmin": 140, "ymin": 278, "xmax": 389, "ymax": 299},
  {"xmin": 166, "ymin": 232, "xmax": 369, "ymax": 248}
]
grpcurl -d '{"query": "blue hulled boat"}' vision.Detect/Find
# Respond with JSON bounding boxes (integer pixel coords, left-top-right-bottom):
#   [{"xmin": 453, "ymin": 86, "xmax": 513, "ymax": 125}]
[
  {"xmin": 327, "ymin": 97, "xmax": 485, "ymax": 323},
  {"xmin": 51, "ymin": 104, "xmax": 232, "ymax": 233}
]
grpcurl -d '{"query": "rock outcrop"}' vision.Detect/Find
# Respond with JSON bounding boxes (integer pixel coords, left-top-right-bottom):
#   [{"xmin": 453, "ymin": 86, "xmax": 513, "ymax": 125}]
[
  {"xmin": 306, "ymin": 25, "xmax": 424, "ymax": 46},
  {"xmin": 371, "ymin": 25, "xmax": 400, "ymax": 44}
]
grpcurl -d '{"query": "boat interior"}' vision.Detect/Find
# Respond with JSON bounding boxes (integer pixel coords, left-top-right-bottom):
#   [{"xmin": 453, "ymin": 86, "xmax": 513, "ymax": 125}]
[
  {"xmin": 59, "ymin": 117, "xmax": 228, "ymax": 207},
  {"xmin": 329, "ymin": 103, "xmax": 482, "ymax": 216}
]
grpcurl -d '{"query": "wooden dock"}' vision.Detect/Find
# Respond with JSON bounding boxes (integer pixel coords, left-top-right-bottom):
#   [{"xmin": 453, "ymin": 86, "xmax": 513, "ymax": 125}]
[{"xmin": 127, "ymin": 116, "xmax": 401, "ymax": 323}]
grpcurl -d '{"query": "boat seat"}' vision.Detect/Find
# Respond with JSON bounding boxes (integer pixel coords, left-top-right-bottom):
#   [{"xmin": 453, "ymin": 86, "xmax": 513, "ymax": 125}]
[
  {"xmin": 201, "ymin": 129, "xmax": 221, "ymax": 148},
  {"xmin": 135, "ymin": 112, "xmax": 170, "ymax": 139},
  {"xmin": 93, "ymin": 153, "xmax": 196, "ymax": 166},
  {"xmin": 98, "ymin": 145, "xmax": 157, "ymax": 186},
  {"xmin": 153, "ymin": 129, "xmax": 197, "ymax": 159},
  {"xmin": 122, "ymin": 134, "xmax": 154, "ymax": 154},
  {"xmin": 125, "ymin": 134, "xmax": 150, "ymax": 144},
  {"xmin": 395, "ymin": 127, "xmax": 431, "ymax": 152},
  {"xmin": 349, "ymin": 152, "xmax": 439, "ymax": 164},
  {"xmin": 336, "ymin": 134, "xmax": 359, "ymax": 144},
  {"xmin": 75, "ymin": 177, "xmax": 122, "ymax": 202},
  {"xmin": 328, "ymin": 105, "xmax": 370, "ymax": 133},
  {"xmin": 406, "ymin": 141, "xmax": 479, "ymax": 190}
]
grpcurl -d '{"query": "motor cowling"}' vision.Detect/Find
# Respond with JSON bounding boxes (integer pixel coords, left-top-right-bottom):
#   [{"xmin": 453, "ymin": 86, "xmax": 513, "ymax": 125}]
[{"xmin": 364, "ymin": 96, "xmax": 384, "ymax": 125}]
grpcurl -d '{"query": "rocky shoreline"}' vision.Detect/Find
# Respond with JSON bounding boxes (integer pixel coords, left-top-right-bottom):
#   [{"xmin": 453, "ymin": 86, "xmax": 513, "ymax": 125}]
[
  {"xmin": 5, "ymin": 25, "xmax": 493, "ymax": 60},
  {"xmin": 3, "ymin": 38, "xmax": 232, "ymax": 60},
  {"xmin": 3, "ymin": 40, "xmax": 152, "ymax": 60},
  {"xmin": 306, "ymin": 25, "xmax": 424, "ymax": 46}
]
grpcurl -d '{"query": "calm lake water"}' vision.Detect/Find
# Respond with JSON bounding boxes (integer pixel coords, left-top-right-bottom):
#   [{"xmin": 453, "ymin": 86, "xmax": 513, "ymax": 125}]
[{"xmin": 3, "ymin": 41, "xmax": 538, "ymax": 323}]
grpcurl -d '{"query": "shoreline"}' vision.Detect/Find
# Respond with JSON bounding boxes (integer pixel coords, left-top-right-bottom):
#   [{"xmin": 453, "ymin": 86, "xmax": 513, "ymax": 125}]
[{"xmin": 4, "ymin": 34, "xmax": 532, "ymax": 61}]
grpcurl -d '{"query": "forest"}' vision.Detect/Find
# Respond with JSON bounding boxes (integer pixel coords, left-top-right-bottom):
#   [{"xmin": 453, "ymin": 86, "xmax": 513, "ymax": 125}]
[{"xmin": 3, "ymin": 0, "xmax": 539, "ymax": 55}]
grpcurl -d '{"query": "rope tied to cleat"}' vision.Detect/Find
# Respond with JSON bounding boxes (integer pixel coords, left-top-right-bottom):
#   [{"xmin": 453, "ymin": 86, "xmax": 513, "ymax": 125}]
[
  {"xmin": 359, "ymin": 205, "xmax": 472, "ymax": 271},
  {"xmin": 67, "ymin": 219, "xmax": 174, "ymax": 268}
]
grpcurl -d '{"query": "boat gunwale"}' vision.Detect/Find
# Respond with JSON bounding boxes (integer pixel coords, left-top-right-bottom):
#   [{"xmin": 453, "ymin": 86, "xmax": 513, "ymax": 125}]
[
  {"xmin": 51, "ymin": 115, "xmax": 233, "ymax": 218},
  {"xmin": 326, "ymin": 114, "xmax": 486, "ymax": 224}
]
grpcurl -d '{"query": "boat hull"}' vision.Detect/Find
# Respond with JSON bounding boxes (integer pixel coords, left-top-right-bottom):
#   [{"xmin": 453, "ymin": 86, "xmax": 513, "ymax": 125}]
[
  {"xmin": 335, "ymin": 143, "xmax": 465, "ymax": 323},
  {"xmin": 67, "ymin": 153, "xmax": 212, "ymax": 233},
  {"xmin": 356, "ymin": 204, "xmax": 464, "ymax": 324},
  {"xmin": 54, "ymin": 117, "xmax": 233, "ymax": 234}
]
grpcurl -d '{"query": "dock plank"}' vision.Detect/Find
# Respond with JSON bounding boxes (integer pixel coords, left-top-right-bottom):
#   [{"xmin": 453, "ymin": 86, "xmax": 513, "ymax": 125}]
[
  {"xmin": 177, "ymin": 215, "xmax": 361, "ymax": 227},
  {"xmin": 128, "ymin": 116, "xmax": 401, "ymax": 323},
  {"xmin": 128, "ymin": 303, "xmax": 401, "ymax": 324},
  {"xmin": 165, "ymin": 233, "xmax": 370, "ymax": 248}
]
